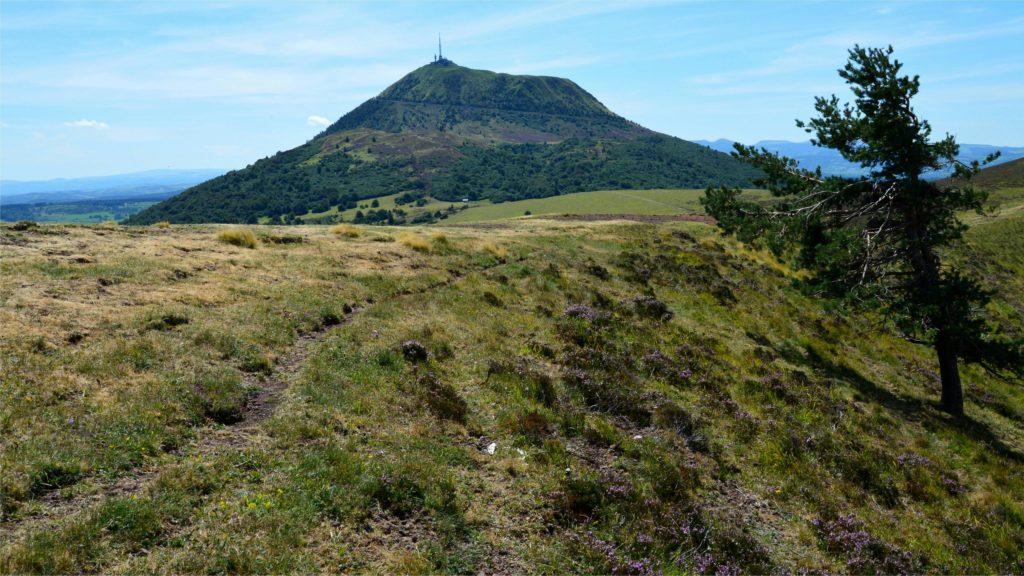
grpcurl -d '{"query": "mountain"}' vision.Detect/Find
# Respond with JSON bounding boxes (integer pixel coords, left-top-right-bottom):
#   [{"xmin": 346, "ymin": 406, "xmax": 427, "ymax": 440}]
[
  {"xmin": 694, "ymin": 139, "xmax": 1024, "ymax": 179},
  {"xmin": 940, "ymin": 156, "xmax": 1024, "ymax": 190},
  {"xmin": 0, "ymin": 169, "xmax": 227, "ymax": 204},
  {"xmin": 128, "ymin": 61, "xmax": 761, "ymax": 224}
]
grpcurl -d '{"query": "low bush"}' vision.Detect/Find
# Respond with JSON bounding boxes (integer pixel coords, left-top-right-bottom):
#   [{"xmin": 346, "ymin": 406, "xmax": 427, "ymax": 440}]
[
  {"xmin": 562, "ymin": 367, "xmax": 650, "ymax": 425},
  {"xmin": 418, "ymin": 372, "xmax": 468, "ymax": 423},
  {"xmin": 633, "ymin": 295, "xmax": 673, "ymax": 321},
  {"xmin": 401, "ymin": 340, "xmax": 429, "ymax": 363},
  {"xmin": 513, "ymin": 411, "xmax": 551, "ymax": 443},
  {"xmin": 11, "ymin": 220, "xmax": 38, "ymax": 231},
  {"xmin": 554, "ymin": 473, "xmax": 605, "ymax": 523}
]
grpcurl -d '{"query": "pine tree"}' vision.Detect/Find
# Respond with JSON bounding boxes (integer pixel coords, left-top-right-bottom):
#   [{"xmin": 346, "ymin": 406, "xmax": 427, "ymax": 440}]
[{"xmin": 702, "ymin": 45, "xmax": 1021, "ymax": 416}]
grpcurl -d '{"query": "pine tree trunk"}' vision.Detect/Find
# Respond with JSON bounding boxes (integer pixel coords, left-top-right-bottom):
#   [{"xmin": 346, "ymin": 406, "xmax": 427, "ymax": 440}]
[{"xmin": 935, "ymin": 330, "xmax": 964, "ymax": 417}]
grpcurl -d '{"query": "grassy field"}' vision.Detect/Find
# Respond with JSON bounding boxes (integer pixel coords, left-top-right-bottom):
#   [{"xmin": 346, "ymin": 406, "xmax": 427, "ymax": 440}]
[
  {"xmin": 0, "ymin": 200, "xmax": 160, "ymax": 224},
  {"xmin": 295, "ymin": 192, "xmax": 469, "ymax": 224},
  {"xmin": 443, "ymin": 189, "xmax": 715, "ymax": 224},
  {"xmin": 1, "ymin": 214, "xmax": 1022, "ymax": 574}
]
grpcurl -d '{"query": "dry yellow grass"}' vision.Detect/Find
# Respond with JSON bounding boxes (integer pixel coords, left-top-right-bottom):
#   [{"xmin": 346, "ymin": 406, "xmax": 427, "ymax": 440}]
[
  {"xmin": 216, "ymin": 227, "xmax": 259, "ymax": 249},
  {"xmin": 480, "ymin": 241, "xmax": 507, "ymax": 258},
  {"xmin": 399, "ymin": 232, "xmax": 430, "ymax": 252},
  {"xmin": 330, "ymin": 223, "xmax": 361, "ymax": 238}
]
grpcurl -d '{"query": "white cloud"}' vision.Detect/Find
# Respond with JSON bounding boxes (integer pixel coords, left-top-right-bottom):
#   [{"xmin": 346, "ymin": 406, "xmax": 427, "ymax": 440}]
[
  {"xmin": 0, "ymin": 121, "xmax": 7, "ymax": 128},
  {"xmin": 306, "ymin": 115, "xmax": 330, "ymax": 127},
  {"xmin": 64, "ymin": 119, "xmax": 110, "ymax": 129}
]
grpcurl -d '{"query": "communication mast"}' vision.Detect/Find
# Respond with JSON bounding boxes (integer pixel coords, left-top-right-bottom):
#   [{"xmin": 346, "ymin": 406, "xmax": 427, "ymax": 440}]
[{"xmin": 433, "ymin": 34, "xmax": 452, "ymax": 65}]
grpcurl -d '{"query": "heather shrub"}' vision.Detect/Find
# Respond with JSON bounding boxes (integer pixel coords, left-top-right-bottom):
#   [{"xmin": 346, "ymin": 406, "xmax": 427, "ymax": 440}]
[
  {"xmin": 813, "ymin": 513, "xmax": 918, "ymax": 574},
  {"xmin": 418, "ymin": 372, "xmax": 468, "ymax": 423},
  {"xmin": 653, "ymin": 402, "xmax": 696, "ymax": 436},
  {"xmin": 401, "ymin": 340, "xmax": 429, "ymax": 363},
  {"xmin": 585, "ymin": 261, "xmax": 610, "ymax": 279},
  {"xmin": 562, "ymin": 367, "xmax": 649, "ymax": 425},
  {"xmin": 513, "ymin": 411, "xmax": 551, "ymax": 444},
  {"xmin": 554, "ymin": 473, "xmax": 605, "ymax": 523},
  {"xmin": 633, "ymin": 295, "xmax": 673, "ymax": 321}
]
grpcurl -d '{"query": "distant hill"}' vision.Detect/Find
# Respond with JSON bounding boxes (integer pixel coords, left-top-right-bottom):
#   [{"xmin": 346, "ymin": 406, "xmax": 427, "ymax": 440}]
[
  {"xmin": 129, "ymin": 61, "xmax": 760, "ymax": 224},
  {"xmin": 939, "ymin": 156, "xmax": 1024, "ymax": 190},
  {"xmin": 694, "ymin": 139, "xmax": 1024, "ymax": 179},
  {"xmin": 0, "ymin": 169, "xmax": 227, "ymax": 204}
]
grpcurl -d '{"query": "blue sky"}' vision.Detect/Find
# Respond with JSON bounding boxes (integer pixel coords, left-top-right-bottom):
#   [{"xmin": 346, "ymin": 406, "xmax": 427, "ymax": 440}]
[{"xmin": 2, "ymin": 1, "xmax": 1022, "ymax": 180}]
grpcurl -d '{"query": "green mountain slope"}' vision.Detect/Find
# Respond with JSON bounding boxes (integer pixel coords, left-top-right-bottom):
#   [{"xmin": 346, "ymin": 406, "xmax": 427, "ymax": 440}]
[
  {"xmin": 128, "ymin": 61, "xmax": 760, "ymax": 224},
  {"xmin": 942, "ymin": 156, "xmax": 1024, "ymax": 190}
]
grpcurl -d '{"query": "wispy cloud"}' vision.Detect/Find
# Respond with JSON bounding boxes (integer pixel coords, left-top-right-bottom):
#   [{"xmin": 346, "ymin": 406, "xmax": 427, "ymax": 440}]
[
  {"xmin": 64, "ymin": 119, "xmax": 110, "ymax": 129},
  {"xmin": 306, "ymin": 115, "xmax": 330, "ymax": 127}
]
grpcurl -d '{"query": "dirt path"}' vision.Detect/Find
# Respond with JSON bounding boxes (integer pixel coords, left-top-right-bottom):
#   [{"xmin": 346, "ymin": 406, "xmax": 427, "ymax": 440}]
[
  {"xmin": 0, "ymin": 242, "xmax": 515, "ymax": 549},
  {"xmin": 0, "ymin": 307, "xmax": 360, "ymax": 541},
  {"xmin": 1, "ymin": 259, "xmax": 504, "ymax": 542}
]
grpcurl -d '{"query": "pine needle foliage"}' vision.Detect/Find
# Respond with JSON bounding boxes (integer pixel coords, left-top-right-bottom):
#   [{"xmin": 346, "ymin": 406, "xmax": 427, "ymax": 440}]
[{"xmin": 702, "ymin": 45, "xmax": 1022, "ymax": 415}]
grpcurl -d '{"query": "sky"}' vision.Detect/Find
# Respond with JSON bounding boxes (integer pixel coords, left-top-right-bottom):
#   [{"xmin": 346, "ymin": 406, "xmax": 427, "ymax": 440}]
[{"xmin": 1, "ymin": 1, "xmax": 1023, "ymax": 181}]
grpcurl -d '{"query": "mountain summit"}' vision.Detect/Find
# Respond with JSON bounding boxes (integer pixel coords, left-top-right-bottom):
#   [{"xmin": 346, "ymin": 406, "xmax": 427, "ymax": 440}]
[
  {"xmin": 326, "ymin": 60, "xmax": 639, "ymax": 138},
  {"xmin": 130, "ymin": 61, "xmax": 760, "ymax": 224}
]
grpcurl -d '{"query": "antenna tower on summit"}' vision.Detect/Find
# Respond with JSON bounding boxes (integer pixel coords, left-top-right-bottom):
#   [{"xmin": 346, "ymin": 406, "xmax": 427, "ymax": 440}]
[{"xmin": 433, "ymin": 34, "xmax": 451, "ymax": 65}]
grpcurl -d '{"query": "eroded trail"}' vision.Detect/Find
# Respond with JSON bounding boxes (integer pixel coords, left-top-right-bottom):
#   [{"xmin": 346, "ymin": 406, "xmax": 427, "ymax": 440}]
[
  {"xmin": 1, "ymin": 262, "xmax": 491, "ymax": 543},
  {"xmin": 0, "ymin": 307, "xmax": 361, "ymax": 541}
]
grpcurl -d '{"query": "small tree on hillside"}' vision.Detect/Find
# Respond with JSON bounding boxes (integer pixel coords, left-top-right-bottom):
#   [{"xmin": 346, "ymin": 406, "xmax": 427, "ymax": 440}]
[{"xmin": 702, "ymin": 45, "xmax": 1021, "ymax": 416}]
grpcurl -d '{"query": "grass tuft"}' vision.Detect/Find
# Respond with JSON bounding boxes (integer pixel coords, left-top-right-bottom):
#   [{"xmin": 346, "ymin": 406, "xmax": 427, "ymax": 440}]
[
  {"xmin": 330, "ymin": 223, "xmax": 361, "ymax": 238},
  {"xmin": 399, "ymin": 232, "xmax": 430, "ymax": 252},
  {"xmin": 480, "ymin": 241, "xmax": 507, "ymax": 258},
  {"xmin": 216, "ymin": 227, "xmax": 259, "ymax": 249}
]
